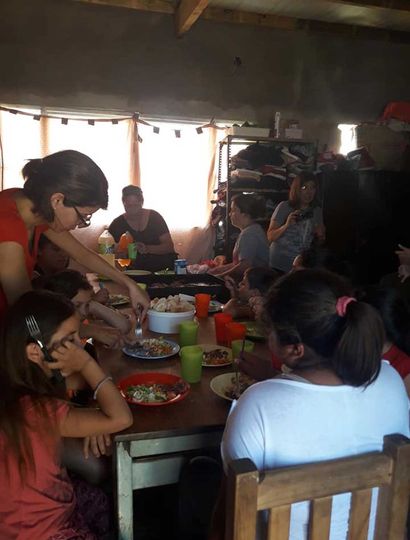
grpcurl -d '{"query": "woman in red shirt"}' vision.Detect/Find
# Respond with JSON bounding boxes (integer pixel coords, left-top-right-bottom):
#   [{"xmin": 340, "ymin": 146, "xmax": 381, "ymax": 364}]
[{"xmin": 0, "ymin": 150, "xmax": 149, "ymax": 324}]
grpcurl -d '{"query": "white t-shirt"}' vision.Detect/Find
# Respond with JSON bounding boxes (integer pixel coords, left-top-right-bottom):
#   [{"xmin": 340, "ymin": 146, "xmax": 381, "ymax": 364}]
[{"xmin": 222, "ymin": 361, "xmax": 410, "ymax": 540}]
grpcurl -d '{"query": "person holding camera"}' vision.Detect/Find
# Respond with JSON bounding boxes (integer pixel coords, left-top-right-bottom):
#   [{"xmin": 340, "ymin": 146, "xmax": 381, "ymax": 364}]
[{"xmin": 267, "ymin": 172, "xmax": 325, "ymax": 273}]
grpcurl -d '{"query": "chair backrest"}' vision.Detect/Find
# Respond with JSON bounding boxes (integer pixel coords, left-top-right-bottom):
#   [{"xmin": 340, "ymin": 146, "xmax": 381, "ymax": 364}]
[{"xmin": 225, "ymin": 434, "xmax": 410, "ymax": 540}]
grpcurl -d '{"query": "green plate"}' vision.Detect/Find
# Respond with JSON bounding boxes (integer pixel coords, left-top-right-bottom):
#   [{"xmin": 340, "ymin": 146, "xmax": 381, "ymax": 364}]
[{"xmin": 239, "ymin": 321, "xmax": 265, "ymax": 341}]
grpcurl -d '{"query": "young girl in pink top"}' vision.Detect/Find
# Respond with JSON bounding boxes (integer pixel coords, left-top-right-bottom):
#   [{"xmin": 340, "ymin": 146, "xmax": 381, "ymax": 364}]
[{"xmin": 0, "ymin": 290, "xmax": 132, "ymax": 540}]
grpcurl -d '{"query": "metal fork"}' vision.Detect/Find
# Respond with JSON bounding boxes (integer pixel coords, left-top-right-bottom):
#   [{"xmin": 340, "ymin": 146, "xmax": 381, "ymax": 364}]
[
  {"xmin": 134, "ymin": 304, "xmax": 143, "ymax": 341},
  {"xmin": 25, "ymin": 315, "xmax": 65, "ymax": 383}
]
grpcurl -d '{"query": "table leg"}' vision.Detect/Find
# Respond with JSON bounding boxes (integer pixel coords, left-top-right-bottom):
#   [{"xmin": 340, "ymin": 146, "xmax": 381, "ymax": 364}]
[{"xmin": 116, "ymin": 441, "xmax": 133, "ymax": 540}]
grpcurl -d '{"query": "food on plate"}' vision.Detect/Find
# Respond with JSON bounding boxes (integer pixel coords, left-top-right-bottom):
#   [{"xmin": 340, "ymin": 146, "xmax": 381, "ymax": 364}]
[
  {"xmin": 107, "ymin": 294, "xmax": 129, "ymax": 307},
  {"xmin": 203, "ymin": 348, "xmax": 230, "ymax": 366},
  {"xmin": 127, "ymin": 338, "xmax": 174, "ymax": 357},
  {"xmin": 150, "ymin": 295, "xmax": 194, "ymax": 313},
  {"xmin": 224, "ymin": 374, "xmax": 255, "ymax": 400},
  {"xmin": 125, "ymin": 381, "xmax": 188, "ymax": 403}
]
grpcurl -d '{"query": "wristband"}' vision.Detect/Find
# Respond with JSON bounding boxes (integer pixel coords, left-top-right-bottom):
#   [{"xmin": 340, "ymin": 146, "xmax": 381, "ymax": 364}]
[{"xmin": 93, "ymin": 376, "xmax": 113, "ymax": 400}]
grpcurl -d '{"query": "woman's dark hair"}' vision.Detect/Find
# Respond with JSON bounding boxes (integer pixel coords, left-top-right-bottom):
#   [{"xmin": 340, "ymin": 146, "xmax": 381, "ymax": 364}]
[
  {"xmin": 358, "ymin": 286, "xmax": 410, "ymax": 355},
  {"xmin": 288, "ymin": 172, "xmax": 319, "ymax": 209},
  {"xmin": 245, "ymin": 267, "xmax": 279, "ymax": 295},
  {"xmin": 42, "ymin": 269, "xmax": 92, "ymax": 299},
  {"xmin": 0, "ymin": 291, "xmax": 75, "ymax": 478},
  {"xmin": 264, "ymin": 269, "xmax": 384, "ymax": 387},
  {"xmin": 122, "ymin": 185, "xmax": 143, "ymax": 199},
  {"xmin": 231, "ymin": 194, "xmax": 265, "ymax": 220},
  {"xmin": 22, "ymin": 150, "xmax": 108, "ymax": 221}
]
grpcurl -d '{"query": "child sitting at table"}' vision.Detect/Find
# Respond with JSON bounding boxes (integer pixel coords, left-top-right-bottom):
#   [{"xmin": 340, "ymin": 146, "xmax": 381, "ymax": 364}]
[
  {"xmin": 0, "ymin": 290, "xmax": 132, "ymax": 540},
  {"xmin": 223, "ymin": 267, "xmax": 279, "ymax": 319},
  {"xmin": 40, "ymin": 269, "xmax": 136, "ymax": 349}
]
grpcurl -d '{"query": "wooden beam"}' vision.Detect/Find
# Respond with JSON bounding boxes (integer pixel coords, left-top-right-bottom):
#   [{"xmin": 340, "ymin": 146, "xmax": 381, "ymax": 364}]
[
  {"xmin": 324, "ymin": 0, "xmax": 410, "ymax": 12},
  {"xmin": 72, "ymin": 0, "xmax": 410, "ymax": 43},
  {"xmin": 201, "ymin": 6, "xmax": 410, "ymax": 43},
  {"xmin": 175, "ymin": 0, "xmax": 209, "ymax": 36},
  {"xmin": 73, "ymin": 0, "xmax": 173, "ymax": 15}
]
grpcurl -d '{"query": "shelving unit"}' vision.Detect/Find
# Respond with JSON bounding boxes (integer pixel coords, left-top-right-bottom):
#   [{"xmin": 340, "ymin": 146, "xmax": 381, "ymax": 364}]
[{"xmin": 212, "ymin": 135, "xmax": 318, "ymax": 258}]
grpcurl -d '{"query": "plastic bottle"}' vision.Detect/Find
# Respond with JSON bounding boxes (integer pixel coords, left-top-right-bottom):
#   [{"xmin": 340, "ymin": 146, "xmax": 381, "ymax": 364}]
[
  {"xmin": 98, "ymin": 227, "xmax": 115, "ymax": 267},
  {"xmin": 118, "ymin": 231, "xmax": 135, "ymax": 269}
]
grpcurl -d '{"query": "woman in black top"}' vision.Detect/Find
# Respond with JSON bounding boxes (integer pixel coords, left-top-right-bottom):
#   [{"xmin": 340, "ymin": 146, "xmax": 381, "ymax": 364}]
[{"xmin": 109, "ymin": 185, "xmax": 177, "ymax": 271}]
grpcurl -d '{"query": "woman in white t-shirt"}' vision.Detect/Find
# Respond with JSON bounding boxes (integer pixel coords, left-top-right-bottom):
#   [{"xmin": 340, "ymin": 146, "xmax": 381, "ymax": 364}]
[
  {"xmin": 268, "ymin": 173, "xmax": 325, "ymax": 273},
  {"xmin": 212, "ymin": 269, "xmax": 409, "ymax": 540}
]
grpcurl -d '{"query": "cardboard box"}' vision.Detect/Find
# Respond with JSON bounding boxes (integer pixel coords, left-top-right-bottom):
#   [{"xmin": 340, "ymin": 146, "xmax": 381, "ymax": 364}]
[{"xmin": 226, "ymin": 127, "xmax": 270, "ymax": 137}]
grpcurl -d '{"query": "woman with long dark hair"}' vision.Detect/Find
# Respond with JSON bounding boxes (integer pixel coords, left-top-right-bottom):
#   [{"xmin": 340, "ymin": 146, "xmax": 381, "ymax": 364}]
[
  {"xmin": 219, "ymin": 270, "xmax": 409, "ymax": 539},
  {"xmin": 267, "ymin": 172, "xmax": 325, "ymax": 273},
  {"xmin": 0, "ymin": 290, "xmax": 132, "ymax": 539},
  {"xmin": 0, "ymin": 150, "xmax": 149, "ymax": 323}
]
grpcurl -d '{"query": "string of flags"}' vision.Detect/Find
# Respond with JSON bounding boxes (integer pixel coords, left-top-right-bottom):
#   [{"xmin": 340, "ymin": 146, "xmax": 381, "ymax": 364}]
[{"xmin": 0, "ymin": 105, "xmax": 227, "ymax": 142}]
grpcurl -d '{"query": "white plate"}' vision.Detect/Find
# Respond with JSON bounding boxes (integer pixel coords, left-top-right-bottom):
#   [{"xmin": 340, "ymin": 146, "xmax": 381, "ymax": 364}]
[
  {"xmin": 199, "ymin": 344, "xmax": 232, "ymax": 367},
  {"xmin": 210, "ymin": 372, "xmax": 255, "ymax": 402},
  {"xmin": 125, "ymin": 269, "xmax": 152, "ymax": 276},
  {"xmin": 107, "ymin": 294, "xmax": 130, "ymax": 307},
  {"xmin": 123, "ymin": 338, "xmax": 180, "ymax": 360}
]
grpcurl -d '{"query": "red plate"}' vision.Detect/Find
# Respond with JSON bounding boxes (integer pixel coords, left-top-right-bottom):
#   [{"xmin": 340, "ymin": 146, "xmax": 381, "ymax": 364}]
[{"xmin": 118, "ymin": 372, "xmax": 190, "ymax": 407}]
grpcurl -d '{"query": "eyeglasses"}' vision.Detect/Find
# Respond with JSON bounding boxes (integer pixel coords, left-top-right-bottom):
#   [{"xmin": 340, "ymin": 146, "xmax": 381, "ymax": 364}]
[{"xmin": 73, "ymin": 206, "xmax": 92, "ymax": 228}]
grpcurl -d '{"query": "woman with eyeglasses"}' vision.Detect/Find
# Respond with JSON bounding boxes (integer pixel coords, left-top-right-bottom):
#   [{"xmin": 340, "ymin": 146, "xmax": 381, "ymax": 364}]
[
  {"xmin": 0, "ymin": 149, "xmax": 149, "ymax": 323},
  {"xmin": 267, "ymin": 172, "xmax": 325, "ymax": 273}
]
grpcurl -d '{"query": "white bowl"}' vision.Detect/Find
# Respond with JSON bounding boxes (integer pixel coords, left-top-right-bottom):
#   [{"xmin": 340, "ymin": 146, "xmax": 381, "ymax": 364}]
[{"xmin": 147, "ymin": 308, "xmax": 195, "ymax": 334}]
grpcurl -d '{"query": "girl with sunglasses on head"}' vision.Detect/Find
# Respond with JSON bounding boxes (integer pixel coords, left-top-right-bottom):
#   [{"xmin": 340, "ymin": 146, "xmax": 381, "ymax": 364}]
[
  {"xmin": 213, "ymin": 269, "xmax": 409, "ymax": 540},
  {"xmin": 0, "ymin": 150, "xmax": 149, "ymax": 325},
  {"xmin": 0, "ymin": 290, "xmax": 132, "ymax": 539}
]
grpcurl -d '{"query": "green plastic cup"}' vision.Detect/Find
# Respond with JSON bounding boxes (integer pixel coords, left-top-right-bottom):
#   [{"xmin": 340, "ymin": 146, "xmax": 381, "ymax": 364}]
[
  {"xmin": 231, "ymin": 339, "xmax": 255, "ymax": 360},
  {"xmin": 180, "ymin": 345, "xmax": 203, "ymax": 383},
  {"xmin": 179, "ymin": 320, "xmax": 199, "ymax": 347}
]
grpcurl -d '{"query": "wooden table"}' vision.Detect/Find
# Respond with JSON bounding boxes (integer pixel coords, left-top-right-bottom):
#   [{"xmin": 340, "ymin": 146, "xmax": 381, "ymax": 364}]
[{"xmin": 98, "ymin": 307, "xmax": 268, "ymax": 540}]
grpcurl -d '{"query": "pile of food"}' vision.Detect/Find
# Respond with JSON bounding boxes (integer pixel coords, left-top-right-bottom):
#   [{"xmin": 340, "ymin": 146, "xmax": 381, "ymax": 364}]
[
  {"xmin": 127, "ymin": 338, "xmax": 175, "ymax": 357},
  {"xmin": 203, "ymin": 348, "xmax": 230, "ymax": 366},
  {"xmin": 150, "ymin": 295, "xmax": 194, "ymax": 313},
  {"xmin": 224, "ymin": 374, "xmax": 255, "ymax": 400},
  {"xmin": 125, "ymin": 381, "xmax": 188, "ymax": 403}
]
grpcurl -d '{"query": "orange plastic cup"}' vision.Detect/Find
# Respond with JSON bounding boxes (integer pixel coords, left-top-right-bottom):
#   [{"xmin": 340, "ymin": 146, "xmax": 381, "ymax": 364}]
[
  {"xmin": 195, "ymin": 293, "xmax": 211, "ymax": 318},
  {"xmin": 214, "ymin": 313, "xmax": 233, "ymax": 345},
  {"xmin": 225, "ymin": 322, "xmax": 247, "ymax": 347}
]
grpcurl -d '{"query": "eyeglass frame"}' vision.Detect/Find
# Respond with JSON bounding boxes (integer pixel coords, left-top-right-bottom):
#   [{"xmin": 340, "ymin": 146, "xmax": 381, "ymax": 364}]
[{"xmin": 73, "ymin": 206, "xmax": 92, "ymax": 228}]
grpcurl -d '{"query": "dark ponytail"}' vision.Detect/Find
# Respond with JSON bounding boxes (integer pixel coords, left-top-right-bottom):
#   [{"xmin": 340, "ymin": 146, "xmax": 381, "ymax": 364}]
[
  {"xmin": 23, "ymin": 150, "xmax": 108, "ymax": 221},
  {"xmin": 264, "ymin": 270, "xmax": 384, "ymax": 387}
]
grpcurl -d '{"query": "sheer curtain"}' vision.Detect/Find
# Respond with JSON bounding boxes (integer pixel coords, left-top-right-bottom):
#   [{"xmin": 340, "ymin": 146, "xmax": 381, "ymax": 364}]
[
  {"xmin": 137, "ymin": 121, "xmax": 224, "ymax": 262},
  {"xmin": 0, "ymin": 108, "xmax": 222, "ymax": 262}
]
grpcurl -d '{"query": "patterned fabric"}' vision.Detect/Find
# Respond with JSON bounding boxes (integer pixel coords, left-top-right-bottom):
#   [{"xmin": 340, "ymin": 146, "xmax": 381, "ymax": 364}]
[{"xmin": 48, "ymin": 477, "xmax": 110, "ymax": 540}]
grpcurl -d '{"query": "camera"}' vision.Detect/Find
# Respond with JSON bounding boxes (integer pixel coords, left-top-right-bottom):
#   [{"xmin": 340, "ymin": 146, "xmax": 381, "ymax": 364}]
[{"xmin": 295, "ymin": 208, "xmax": 313, "ymax": 221}]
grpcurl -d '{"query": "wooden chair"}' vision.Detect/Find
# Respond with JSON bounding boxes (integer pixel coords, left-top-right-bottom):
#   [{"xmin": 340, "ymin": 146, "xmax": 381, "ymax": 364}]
[{"xmin": 225, "ymin": 434, "xmax": 410, "ymax": 540}]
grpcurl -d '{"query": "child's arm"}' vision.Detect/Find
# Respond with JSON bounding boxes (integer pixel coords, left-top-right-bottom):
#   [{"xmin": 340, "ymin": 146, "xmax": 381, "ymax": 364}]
[
  {"xmin": 88, "ymin": 300, "xmax": 131, "ymax": 334},
  {"xmin": 51, "ymin": 342, "xmax": 133, "ymax": 437},
  {"xmin": 80, "ymin": 322, "xmax": 125, "ymax": 349}
]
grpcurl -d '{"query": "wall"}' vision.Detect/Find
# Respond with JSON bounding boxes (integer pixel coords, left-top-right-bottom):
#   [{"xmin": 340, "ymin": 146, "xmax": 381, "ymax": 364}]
[{"xmin": 1, "ymin": 0, "xmax": 409, "ymax": 149}]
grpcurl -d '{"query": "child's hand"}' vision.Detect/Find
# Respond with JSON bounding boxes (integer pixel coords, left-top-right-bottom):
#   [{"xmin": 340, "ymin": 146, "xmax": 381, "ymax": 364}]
[
  {"xmin": 50, "ymin": 341, "xmax": 92, "ymax": 376},
  {"xmin": 83, "ymin": 434, "xmax": 111, "ymax": 459},
  {"xmin": 123, "ymin": 313, "xmax": 138, "ymax": 345},
  {"xmin": 224, "ymin": 276, "xmax": 238, "ymax": 299},
  {"xmin": 93, "ymin": 288, "xmax": 109, "ymax": 305},
  {"xmin": 396, "ymin": 244, "xmax": 410, "ymax": 265},
  {"xmin": 398, "ymin": 264, "xmax": 410, "ymax": 283},
  {"xmin": 248, "ymin": 295, "xmax": 264, "ymax": 320},
  {"xmin": 91, "ymin": 326, "xmax": 125, "ymax": 349}
]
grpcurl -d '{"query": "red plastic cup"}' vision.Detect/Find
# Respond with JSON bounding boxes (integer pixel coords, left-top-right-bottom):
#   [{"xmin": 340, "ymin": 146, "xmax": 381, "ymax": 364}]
[
  {"xmin": 195, "ymin": 293, "xmax": 211, "ymax": 318},
  {"xmin": 214, "ymin": 313, "xmax": 233, "ymax": 346},
  {"xmin": 225, "ymin": 322, "xmax": 247, "ymax": 347}
]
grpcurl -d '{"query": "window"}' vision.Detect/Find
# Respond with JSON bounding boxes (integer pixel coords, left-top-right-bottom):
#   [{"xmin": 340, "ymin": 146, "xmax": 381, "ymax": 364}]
[{"xmin": 338, "ymin": 124, "xmax": 357, "ymax": 155}]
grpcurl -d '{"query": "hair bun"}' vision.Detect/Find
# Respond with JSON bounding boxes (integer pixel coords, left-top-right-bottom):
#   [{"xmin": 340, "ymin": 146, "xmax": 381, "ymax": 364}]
[{"xmin": 22, "ymin": 158, "xmax": 43, "ymax": 180}]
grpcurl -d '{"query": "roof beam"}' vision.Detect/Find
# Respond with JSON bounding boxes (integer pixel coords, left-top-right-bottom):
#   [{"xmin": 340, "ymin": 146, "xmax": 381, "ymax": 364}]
[
  {"xmin": 175, "ymin": 0, "xmax": 210, "ymax": 36},
  {"xmin": 73, "ymin": 0, "xmax": 173, "ymax": 15},
  {"xmin": 324, "ymin": 0, "xmax": 410, "ymax": 12}
]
